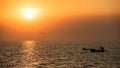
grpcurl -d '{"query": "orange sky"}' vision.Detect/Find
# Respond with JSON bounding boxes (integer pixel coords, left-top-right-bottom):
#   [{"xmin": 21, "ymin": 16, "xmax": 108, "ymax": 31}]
[
  {"xmin": 0, "ymin": 0, "xmax": 120, "ymax": 19},
  {"xmin": 0, "ymin": 0, "xmax": 120, "ymax": 41}
]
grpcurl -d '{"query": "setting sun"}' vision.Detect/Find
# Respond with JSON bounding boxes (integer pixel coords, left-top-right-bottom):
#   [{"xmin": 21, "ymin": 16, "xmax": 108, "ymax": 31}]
[{"xmin": 22, "ymin": 8, "xmax": 38, "ymax": 19}]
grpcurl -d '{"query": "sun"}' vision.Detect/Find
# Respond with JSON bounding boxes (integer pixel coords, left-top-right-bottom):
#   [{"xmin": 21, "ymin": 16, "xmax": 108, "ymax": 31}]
[{"xmin": 22, "ymin": 8, "xmax": 37, "ymax": 19}]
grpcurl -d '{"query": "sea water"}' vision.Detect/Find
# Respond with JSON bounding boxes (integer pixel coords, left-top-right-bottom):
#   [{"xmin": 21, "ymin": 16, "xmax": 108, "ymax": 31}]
[{"xmin": 0, "ymin": 41, "xmax": 120, "ymax": 68}]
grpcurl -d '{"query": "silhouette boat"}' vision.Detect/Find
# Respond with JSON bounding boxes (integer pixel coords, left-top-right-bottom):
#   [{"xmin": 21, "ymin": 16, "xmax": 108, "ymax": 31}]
[{"xmin": 83, "ymin": 46, "xmax": 105, "ymax": 52}]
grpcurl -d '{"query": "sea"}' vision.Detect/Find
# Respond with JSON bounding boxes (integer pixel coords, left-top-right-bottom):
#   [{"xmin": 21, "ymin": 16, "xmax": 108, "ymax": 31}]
[{"xmin": 0, "ymin": 41, "xmax": 120, "ymax": 68}]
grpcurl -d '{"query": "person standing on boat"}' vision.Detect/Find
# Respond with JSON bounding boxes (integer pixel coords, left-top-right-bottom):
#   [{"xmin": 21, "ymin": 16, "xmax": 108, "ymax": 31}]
[{"xmin": 100, "ymin": 46, "xmax": 105, "ymax": 52}]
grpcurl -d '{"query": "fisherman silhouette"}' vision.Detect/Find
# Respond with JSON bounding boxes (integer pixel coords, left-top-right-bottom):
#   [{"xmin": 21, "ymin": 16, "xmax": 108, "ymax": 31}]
[{"xmin": 100, "ymin": 46, "xmax": 105, "ymax": 52}]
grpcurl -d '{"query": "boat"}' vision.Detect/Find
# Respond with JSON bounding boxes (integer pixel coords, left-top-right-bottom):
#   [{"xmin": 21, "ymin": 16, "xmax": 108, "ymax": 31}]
[{"xmin": 83, "ymin": 46, "xmax": 105, "ymax": 52}]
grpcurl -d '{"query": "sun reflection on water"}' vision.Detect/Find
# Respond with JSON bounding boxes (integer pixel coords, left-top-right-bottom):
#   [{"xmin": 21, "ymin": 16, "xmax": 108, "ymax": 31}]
[
  {"xmin": 20, "ymin": 41, "xmax": 39, "ymax": 67},
  {"xmin": 23, "ymin": 41, "xmax": 36, "ymax": 45}
]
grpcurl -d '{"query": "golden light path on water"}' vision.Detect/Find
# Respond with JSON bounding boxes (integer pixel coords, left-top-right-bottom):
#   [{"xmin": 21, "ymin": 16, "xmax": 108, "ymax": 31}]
[{"xmin": 20, "ymin": 41, "xmax": 39, "ymax": 67}]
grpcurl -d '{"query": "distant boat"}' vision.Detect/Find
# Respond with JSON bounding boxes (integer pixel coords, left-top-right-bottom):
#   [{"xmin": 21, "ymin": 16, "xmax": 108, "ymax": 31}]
[{"xmin": 83, "ymin": 46, "xmax": 105, "ymax": 52}]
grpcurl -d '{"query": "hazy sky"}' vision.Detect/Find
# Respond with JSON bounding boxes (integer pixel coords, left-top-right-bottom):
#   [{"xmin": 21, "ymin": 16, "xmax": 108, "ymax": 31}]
[
  {"xmin": 0, "ymin": 0, "xmax": 120, "ymax": 18},
  {"xmin": 0, "ymin": 0, "xmax": 120, "ymax": 41}
]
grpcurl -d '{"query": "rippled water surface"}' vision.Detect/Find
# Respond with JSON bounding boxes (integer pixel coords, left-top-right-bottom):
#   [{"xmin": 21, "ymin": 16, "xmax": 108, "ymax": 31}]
[{"xmin": 0, "ymin": 41, "xmax": 120, "ymax": 68}]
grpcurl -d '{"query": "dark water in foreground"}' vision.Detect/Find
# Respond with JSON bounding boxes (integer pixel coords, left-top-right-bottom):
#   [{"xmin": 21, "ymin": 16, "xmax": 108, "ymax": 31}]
[{"xmin": 0, "ymin": 41, "xmax": 120, "ymax": 68}]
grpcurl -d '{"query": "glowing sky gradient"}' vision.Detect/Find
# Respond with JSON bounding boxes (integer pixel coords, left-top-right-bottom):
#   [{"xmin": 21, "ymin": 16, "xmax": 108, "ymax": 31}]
[{"xmin": 0, "ymin": 0, "xmax": 120, "ymax": 41}]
